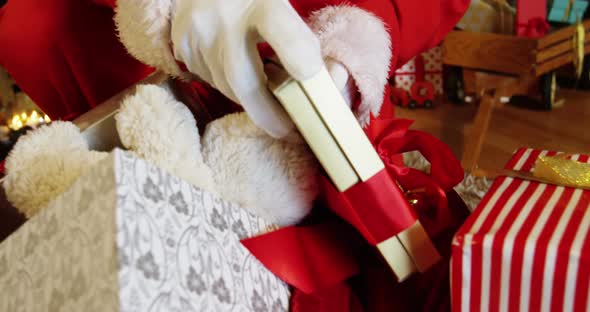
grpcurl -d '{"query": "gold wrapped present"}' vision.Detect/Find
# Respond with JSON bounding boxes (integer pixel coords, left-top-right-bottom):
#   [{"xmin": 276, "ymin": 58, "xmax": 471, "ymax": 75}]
[{"xmin": 457, "ymin": 0, "xmax": 516, "ymax": 34}]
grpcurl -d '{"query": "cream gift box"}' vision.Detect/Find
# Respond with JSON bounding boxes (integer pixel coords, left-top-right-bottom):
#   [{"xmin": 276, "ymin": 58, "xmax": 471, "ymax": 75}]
[{"xmin": 0, "ymin": 148, "xmax": 290, "ymax": 312}]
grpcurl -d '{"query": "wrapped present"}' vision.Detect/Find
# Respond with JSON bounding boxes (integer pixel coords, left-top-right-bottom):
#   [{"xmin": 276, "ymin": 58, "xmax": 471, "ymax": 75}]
[
  {"xmin": 0, "ymin": 149, "xmax": 290, "ymax": 312},
  {"xmin": 456, "ymin": 0, "xmax": 516, "ymax": 34},
  {"xmin": 516, "ymin": 0, "xmax": 549, "ymax": 37},
  {"xmin": 451, "ymin": 148, "xmax": 590, "ymax": 312},
  {"xmin": 394, "ymin": 46, "xmax": 443, "ymax": 95},
  {"xmin": 548, "ymin": 0, "xmax": 589, "ymax": 25}
]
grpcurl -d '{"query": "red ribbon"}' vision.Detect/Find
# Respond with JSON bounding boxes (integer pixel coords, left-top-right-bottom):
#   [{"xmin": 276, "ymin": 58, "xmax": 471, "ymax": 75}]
[{"xmin": 241, "ymin": 116, "xmax": 465, "ymax": 311}]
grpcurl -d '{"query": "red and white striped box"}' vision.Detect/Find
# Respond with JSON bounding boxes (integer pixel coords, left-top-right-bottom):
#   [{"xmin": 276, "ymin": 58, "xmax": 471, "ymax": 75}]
[
  {"xmin": 394, "ymin": 46, "xmax": 443, "ymax": 94},
  {"xmin": 451, "ymin": 148, "xmax": 590, "ymax": 312}
]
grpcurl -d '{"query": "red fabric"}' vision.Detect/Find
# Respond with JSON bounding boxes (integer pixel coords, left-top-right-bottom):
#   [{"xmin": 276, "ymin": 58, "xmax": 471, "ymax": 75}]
[
  {"xmin": 92, "ymin": 0, "xmax": 116, "ymax": 7},
  {"xmin": 0, "ymin": 0, "xmax": 153, "ymax": 121},
  {"xmin": 0, "ymin": 0, "xmax": 468, "ymax": 122},
  {"xmin": 241, "ymin": 222, "xmax": 363, "ymax": 294},
  {"xmin": 242, "ymin": 116, "xmax": 469, "ymax": 312},
  {"xmin": 290, "ymin": 0, "xmax": 470, "ymax": 71}
]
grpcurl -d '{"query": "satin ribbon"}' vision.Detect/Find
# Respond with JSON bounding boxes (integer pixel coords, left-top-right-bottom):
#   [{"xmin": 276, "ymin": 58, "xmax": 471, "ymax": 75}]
[
  {"xmin": 241, "ymin": 117, "xmax": 464, "ymax": 303},
  {"xmin": 534, "ymin": 154, "xmax": 590, "ymax": 189},
  {"xmin": 518, "ymin": 17, "xmax": 550, "ymax": 38},
  {"xmin": 365, "ymin": 116, "xmax": 463, "ymax": 237}
]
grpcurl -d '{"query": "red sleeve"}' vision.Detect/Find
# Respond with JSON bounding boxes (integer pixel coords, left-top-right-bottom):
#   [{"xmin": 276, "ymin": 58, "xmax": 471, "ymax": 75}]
[
  {"xmin": 92, "ymin": 0, "xmax": 116, "ymax": 8},
  {"xmin": 0, "ymin": 0, "xmax": 151, "ymax": 121},
  {"xmin": 291, "ymin": 0, "xmax": 469, "ymax": 71}
]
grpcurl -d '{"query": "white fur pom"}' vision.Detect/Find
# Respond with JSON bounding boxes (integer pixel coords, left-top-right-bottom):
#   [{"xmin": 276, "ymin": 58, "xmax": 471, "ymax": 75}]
[
  {"xmin": 114, "ymin": 0, "xmax": 182, "ymax": 77},
  {"xmin": 116, "ymin": 84, "xmax": 216, "ymax": 193},
  {"xmin": 308, "ymin": 5, "xmax": 392, "ymax": 126},
  {"xmin": 201, "ymin": 113, "xmax": 319, "ymax": 226},
  {"xmin": 3, "ymin": 122, "xmax": 107, "ymax": 217}
]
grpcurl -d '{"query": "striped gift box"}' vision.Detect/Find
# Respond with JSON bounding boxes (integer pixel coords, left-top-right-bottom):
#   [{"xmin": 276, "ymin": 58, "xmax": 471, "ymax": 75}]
[{"xmin": 451, "ymin": 148, "xmax": 590, "ymax": 312}]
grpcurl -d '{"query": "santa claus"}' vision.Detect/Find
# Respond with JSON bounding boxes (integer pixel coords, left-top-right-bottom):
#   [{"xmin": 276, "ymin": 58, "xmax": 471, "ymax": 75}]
[
  {"xmin": 0, "ymin": 0, "xmax": 468, "ymax": 136},
  {"xmin": 0, "ymin": 1, "xmax": 473, "ymax": 310}
]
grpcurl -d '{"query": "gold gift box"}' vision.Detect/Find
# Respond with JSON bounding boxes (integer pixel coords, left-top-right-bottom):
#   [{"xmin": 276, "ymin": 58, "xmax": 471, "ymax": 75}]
[{"xmin": 457, "ymin": 0, "xmax": 516, "ymax": 34}]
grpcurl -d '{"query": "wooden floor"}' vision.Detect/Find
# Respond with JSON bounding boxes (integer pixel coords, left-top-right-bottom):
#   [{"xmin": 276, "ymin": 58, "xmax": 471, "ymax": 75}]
[{"xmin": 396, "ymin": 89, "xmax": 590, "ymax": 174}]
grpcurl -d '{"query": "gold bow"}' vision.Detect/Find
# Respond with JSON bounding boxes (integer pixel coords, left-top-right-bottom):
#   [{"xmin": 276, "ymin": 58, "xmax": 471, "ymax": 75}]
[{"xmin": 534, "ymin": 154, "xmax": 590, "ymax": 189}]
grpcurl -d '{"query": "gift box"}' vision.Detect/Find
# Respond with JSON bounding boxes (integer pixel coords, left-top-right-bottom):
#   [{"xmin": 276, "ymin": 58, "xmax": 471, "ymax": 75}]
[
  {"xmin": 451, "ymin": 148, "xmax": 590, "ymax": 312},
  {"xmin": 516, "ymin": 0, "xmax": 548, "ymax": 37},
  {"xmin": 394, "ymin": 46, "xmax": 443, "ymax": 95},
  {"xmin": 548, "ymin": 0, "xmax": 589, "ymax": 25},
  {"xmin": 456, "ymin": 0, "xmax": 516, "ymax": 34},
  {"xmin": 0, "ymin": 149, "xmax": 290, "ymax": 311}
]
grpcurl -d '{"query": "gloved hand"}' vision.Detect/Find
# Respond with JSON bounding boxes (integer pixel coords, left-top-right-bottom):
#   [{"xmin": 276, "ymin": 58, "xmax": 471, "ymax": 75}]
[
  {"xmin": 326, "ymin": 59, "xmax": 356, "ymax": 108},
  {"xmin": 171, "ymin": 0, "xmax": 333, "ymax": 138}
]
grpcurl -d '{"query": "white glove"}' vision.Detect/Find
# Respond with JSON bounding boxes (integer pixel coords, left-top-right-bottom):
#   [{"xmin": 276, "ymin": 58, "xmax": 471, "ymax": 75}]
[
  {"xmin": 170, "ymin": 0, "xmax": 325, "ymax": 138},
  {"xmin": 326, "ymin": 59, "xmax": 356, "ymax": 108}
]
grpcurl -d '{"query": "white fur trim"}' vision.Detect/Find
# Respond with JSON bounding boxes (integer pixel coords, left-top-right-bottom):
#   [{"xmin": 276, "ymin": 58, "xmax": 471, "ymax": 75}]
[
  {"xmin": 201, "ymin": 113, "xmax": 319, "ymax": 226},
  {"xmin": 116, "ymin": 84, "xmax": 216, "ymax": 192},
  {"xmin": 114, "ymin": 0, "xmax": 182, "ymax": 76},
  {"xmin": 3, "ymin": 122, "xmax": 107, "ymax": 217},
  {"xmin": 308, "ymin": 5, "xmax": 392, "ymax": 126}
]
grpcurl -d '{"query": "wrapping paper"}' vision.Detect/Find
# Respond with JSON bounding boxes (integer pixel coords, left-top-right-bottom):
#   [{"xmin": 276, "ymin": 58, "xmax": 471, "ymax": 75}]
[
  {"xmin": 451, "ymin": 148, "xmax": 590, "ymax": 312},
  {"xmin": 394, "ymin": 46, "xmax": 443, "ymax": 95},
  {"xmin": 548, "ymin": 1, "xmax": 589, "ymax": 24},
  {"xmin": 457, "ymin": 0, "xmax": 515, "ymax": 34},
  {"xmin": 516, "ymin": 0, "xmax": 548, "ymax": 37},
  {"xmin": 0, "ymin": 149, "xmax": 290, "ymax": 312}
]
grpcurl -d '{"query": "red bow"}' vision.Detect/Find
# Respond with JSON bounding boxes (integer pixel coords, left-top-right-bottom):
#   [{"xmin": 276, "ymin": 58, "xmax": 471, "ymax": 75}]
[
  {"xmin": 518, "ymin": 17, "xmax": 550, "ymax": 38},
  {"xmin": 241, "ymin": 116, "xmax": 465, "ymax": 311},
  {"xmin": 365, "ymin": 116, "xmax": 463, "ymax": 237}
]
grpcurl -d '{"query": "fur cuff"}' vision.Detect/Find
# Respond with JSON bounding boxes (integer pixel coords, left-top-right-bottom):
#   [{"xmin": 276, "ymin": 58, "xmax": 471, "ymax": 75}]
[
  {"xmin": 114, "ymin": 0, "xmax": 182, "ymax": 76},
  {"xmin": 308, "ymin": 5, "xmax": 392, "ymax": 126}
]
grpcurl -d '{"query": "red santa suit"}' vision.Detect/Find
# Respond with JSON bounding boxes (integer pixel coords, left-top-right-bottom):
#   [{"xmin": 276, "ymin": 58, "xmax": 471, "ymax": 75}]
[
  {"xmin": 0, "ymin": 1, "xmax": 470, "ymax": 310},
  {"xmin": 0, "ymin": 0, "xmax": 468, "ymax": 125}
]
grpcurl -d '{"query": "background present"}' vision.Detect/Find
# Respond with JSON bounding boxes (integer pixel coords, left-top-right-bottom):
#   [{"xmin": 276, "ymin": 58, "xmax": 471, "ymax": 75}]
[
  {"xmin": 456, "ymin": 0, "xmax": 516, "ymax": 34},
  {"xmin": 451, "ymin": 148, "xmax": 590, "ymax": 312}
]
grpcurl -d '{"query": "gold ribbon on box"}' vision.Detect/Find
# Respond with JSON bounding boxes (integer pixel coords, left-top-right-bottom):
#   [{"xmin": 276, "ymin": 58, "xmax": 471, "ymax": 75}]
[
  {"xmin": 572, "ymin": 20, "xmax": 585, "ymax": 79},
  {"xmin": 504, "ymin": 154, "xmax": 590, "ymax": 190},
  {"xmin": 534, "ymin": 155, "xmax": 590, "ymax": 189},
  {"xmin": 563, "ymin": 0, "xmax": 575, "ymax": 23}
]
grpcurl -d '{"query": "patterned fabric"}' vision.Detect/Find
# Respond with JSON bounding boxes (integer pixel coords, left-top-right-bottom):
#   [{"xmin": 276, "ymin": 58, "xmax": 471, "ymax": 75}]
[{"xmin": 0, "ymin": 149, "xmax": 290, "ymax": 311}]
